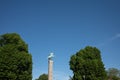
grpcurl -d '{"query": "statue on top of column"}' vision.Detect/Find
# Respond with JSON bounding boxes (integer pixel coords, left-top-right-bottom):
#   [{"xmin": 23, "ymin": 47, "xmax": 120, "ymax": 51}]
[{"xmin": 48, "ymin": 53, "xmax": 54, "ymax": 60}]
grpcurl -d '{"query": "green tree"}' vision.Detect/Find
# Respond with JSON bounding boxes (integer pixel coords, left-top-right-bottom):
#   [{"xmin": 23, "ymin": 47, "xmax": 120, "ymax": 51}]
[
  {"xmin": 36, "ymin": 74, "xmax": 48, "ymax": 80},
  {"xmin": 69, "ymin": 46, "xmax": 107, "ymax": 80},
  {"xmin": 107, "ymin": 68, "xmax": 120, "ymax": 80},
  {"xmin": 0, "ymin": 33, "xmax": 32, "ymax": 80}
]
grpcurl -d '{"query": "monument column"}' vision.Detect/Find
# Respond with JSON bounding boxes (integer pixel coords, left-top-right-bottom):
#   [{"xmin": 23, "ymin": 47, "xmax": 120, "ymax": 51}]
[{"xmin": 48, "ymin": 53, "xmax": 54, "ymax": 80}]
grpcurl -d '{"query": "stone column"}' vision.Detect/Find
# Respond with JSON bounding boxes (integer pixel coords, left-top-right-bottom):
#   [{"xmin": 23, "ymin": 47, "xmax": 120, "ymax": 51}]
[{"xmin": 48, "ymin": 59, "xmax": 53, "ymax": 80}]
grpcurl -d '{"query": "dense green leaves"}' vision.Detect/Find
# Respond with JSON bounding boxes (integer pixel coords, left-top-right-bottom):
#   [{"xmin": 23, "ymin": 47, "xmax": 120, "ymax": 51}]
[
  {"xmin": 36, "ymin": 74, "xmax": 48, "ymax": 80},
  {"xmin": 69, "ymin": 46, "xmax": 107, "ymax": 80},
  {"xmin": 0, "ymin": 33, "xmax": 32, "ymax": 80}
]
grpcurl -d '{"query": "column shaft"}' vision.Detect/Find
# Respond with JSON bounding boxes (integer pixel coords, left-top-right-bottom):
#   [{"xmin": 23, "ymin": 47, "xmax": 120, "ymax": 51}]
[{"xmin": 48, "ymin": 60, "xmax": 53, "ymax": 80}]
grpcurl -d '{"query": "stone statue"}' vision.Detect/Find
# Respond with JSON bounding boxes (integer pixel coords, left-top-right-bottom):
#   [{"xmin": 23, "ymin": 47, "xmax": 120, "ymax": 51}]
[{"xmin": 48, "ymin": 53, "xmax": 54, "ymax": 60}]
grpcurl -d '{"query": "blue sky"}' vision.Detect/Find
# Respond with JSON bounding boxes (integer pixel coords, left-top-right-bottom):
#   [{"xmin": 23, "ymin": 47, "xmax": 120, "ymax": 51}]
[{"xmin": 0, "ymin": 0, "xmax": 120, "ymax": 80}]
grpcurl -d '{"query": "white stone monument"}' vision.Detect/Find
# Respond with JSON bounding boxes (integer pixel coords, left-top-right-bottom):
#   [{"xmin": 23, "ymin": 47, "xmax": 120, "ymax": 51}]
[{"xmin": 48, "ymin": 53, "xmax": 54, "ymax": 80}]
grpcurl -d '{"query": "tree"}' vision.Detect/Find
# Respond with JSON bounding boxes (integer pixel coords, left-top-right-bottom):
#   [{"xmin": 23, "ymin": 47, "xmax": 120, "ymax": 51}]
[
  {"xmin": 36, "ymin": 74, "xmax": 48, "ymax": 80},
  {"xmin": 0, "ymin": 33, "xmax": 32, "ymax": 80},
  {"xmin": 107, "ymin": 68, "xmax": 120, "ymax": 80},
  {"xmin": 69, "ymin": 46, "xmax": 107, "ymax": 80}
]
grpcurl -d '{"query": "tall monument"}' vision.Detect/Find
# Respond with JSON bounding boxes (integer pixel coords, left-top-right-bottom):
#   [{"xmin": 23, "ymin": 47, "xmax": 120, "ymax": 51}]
[{"xmin": 48, "ymin": 53, "xmax": 54, "ymax": 80}]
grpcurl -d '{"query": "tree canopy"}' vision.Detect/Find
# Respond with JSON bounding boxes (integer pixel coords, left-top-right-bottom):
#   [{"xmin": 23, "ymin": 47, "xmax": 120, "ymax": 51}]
[
  {"xmin": 36, "ymin": 74, "xmax": 48, "ymax": 80},
  {"xmin": 0, "ymin": 33, "xmax": 32, "ymax": 80},
  {"xmin": 69, "ymin": 46, "xmax": 107, "ymax": 80},
  {"xmin": 107, "ymin": 68, "xmax": 120, "ymax": 80}
]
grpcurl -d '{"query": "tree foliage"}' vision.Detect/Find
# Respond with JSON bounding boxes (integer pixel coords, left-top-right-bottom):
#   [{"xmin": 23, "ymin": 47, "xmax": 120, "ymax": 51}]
[
  {"xmin": 69, "ymin": 46, "xmax": 107, "ymax": 80},
  {"xmin": 107, "ymin": 68, "xmax": 120, "ymax": 80},
  {"xmin": 36, "ymin": 74, "xmax": 48, "ymax": 80},
  {"xmin": 0, "ymin": 33, "xmax": 32, "ymax": 80}
]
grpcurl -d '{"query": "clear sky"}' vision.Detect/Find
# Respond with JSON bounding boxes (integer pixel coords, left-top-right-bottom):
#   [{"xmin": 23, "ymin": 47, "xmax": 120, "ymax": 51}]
[{"xmin": 0, "ymin": 0, "xmax": 120, "ymax": 80}]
